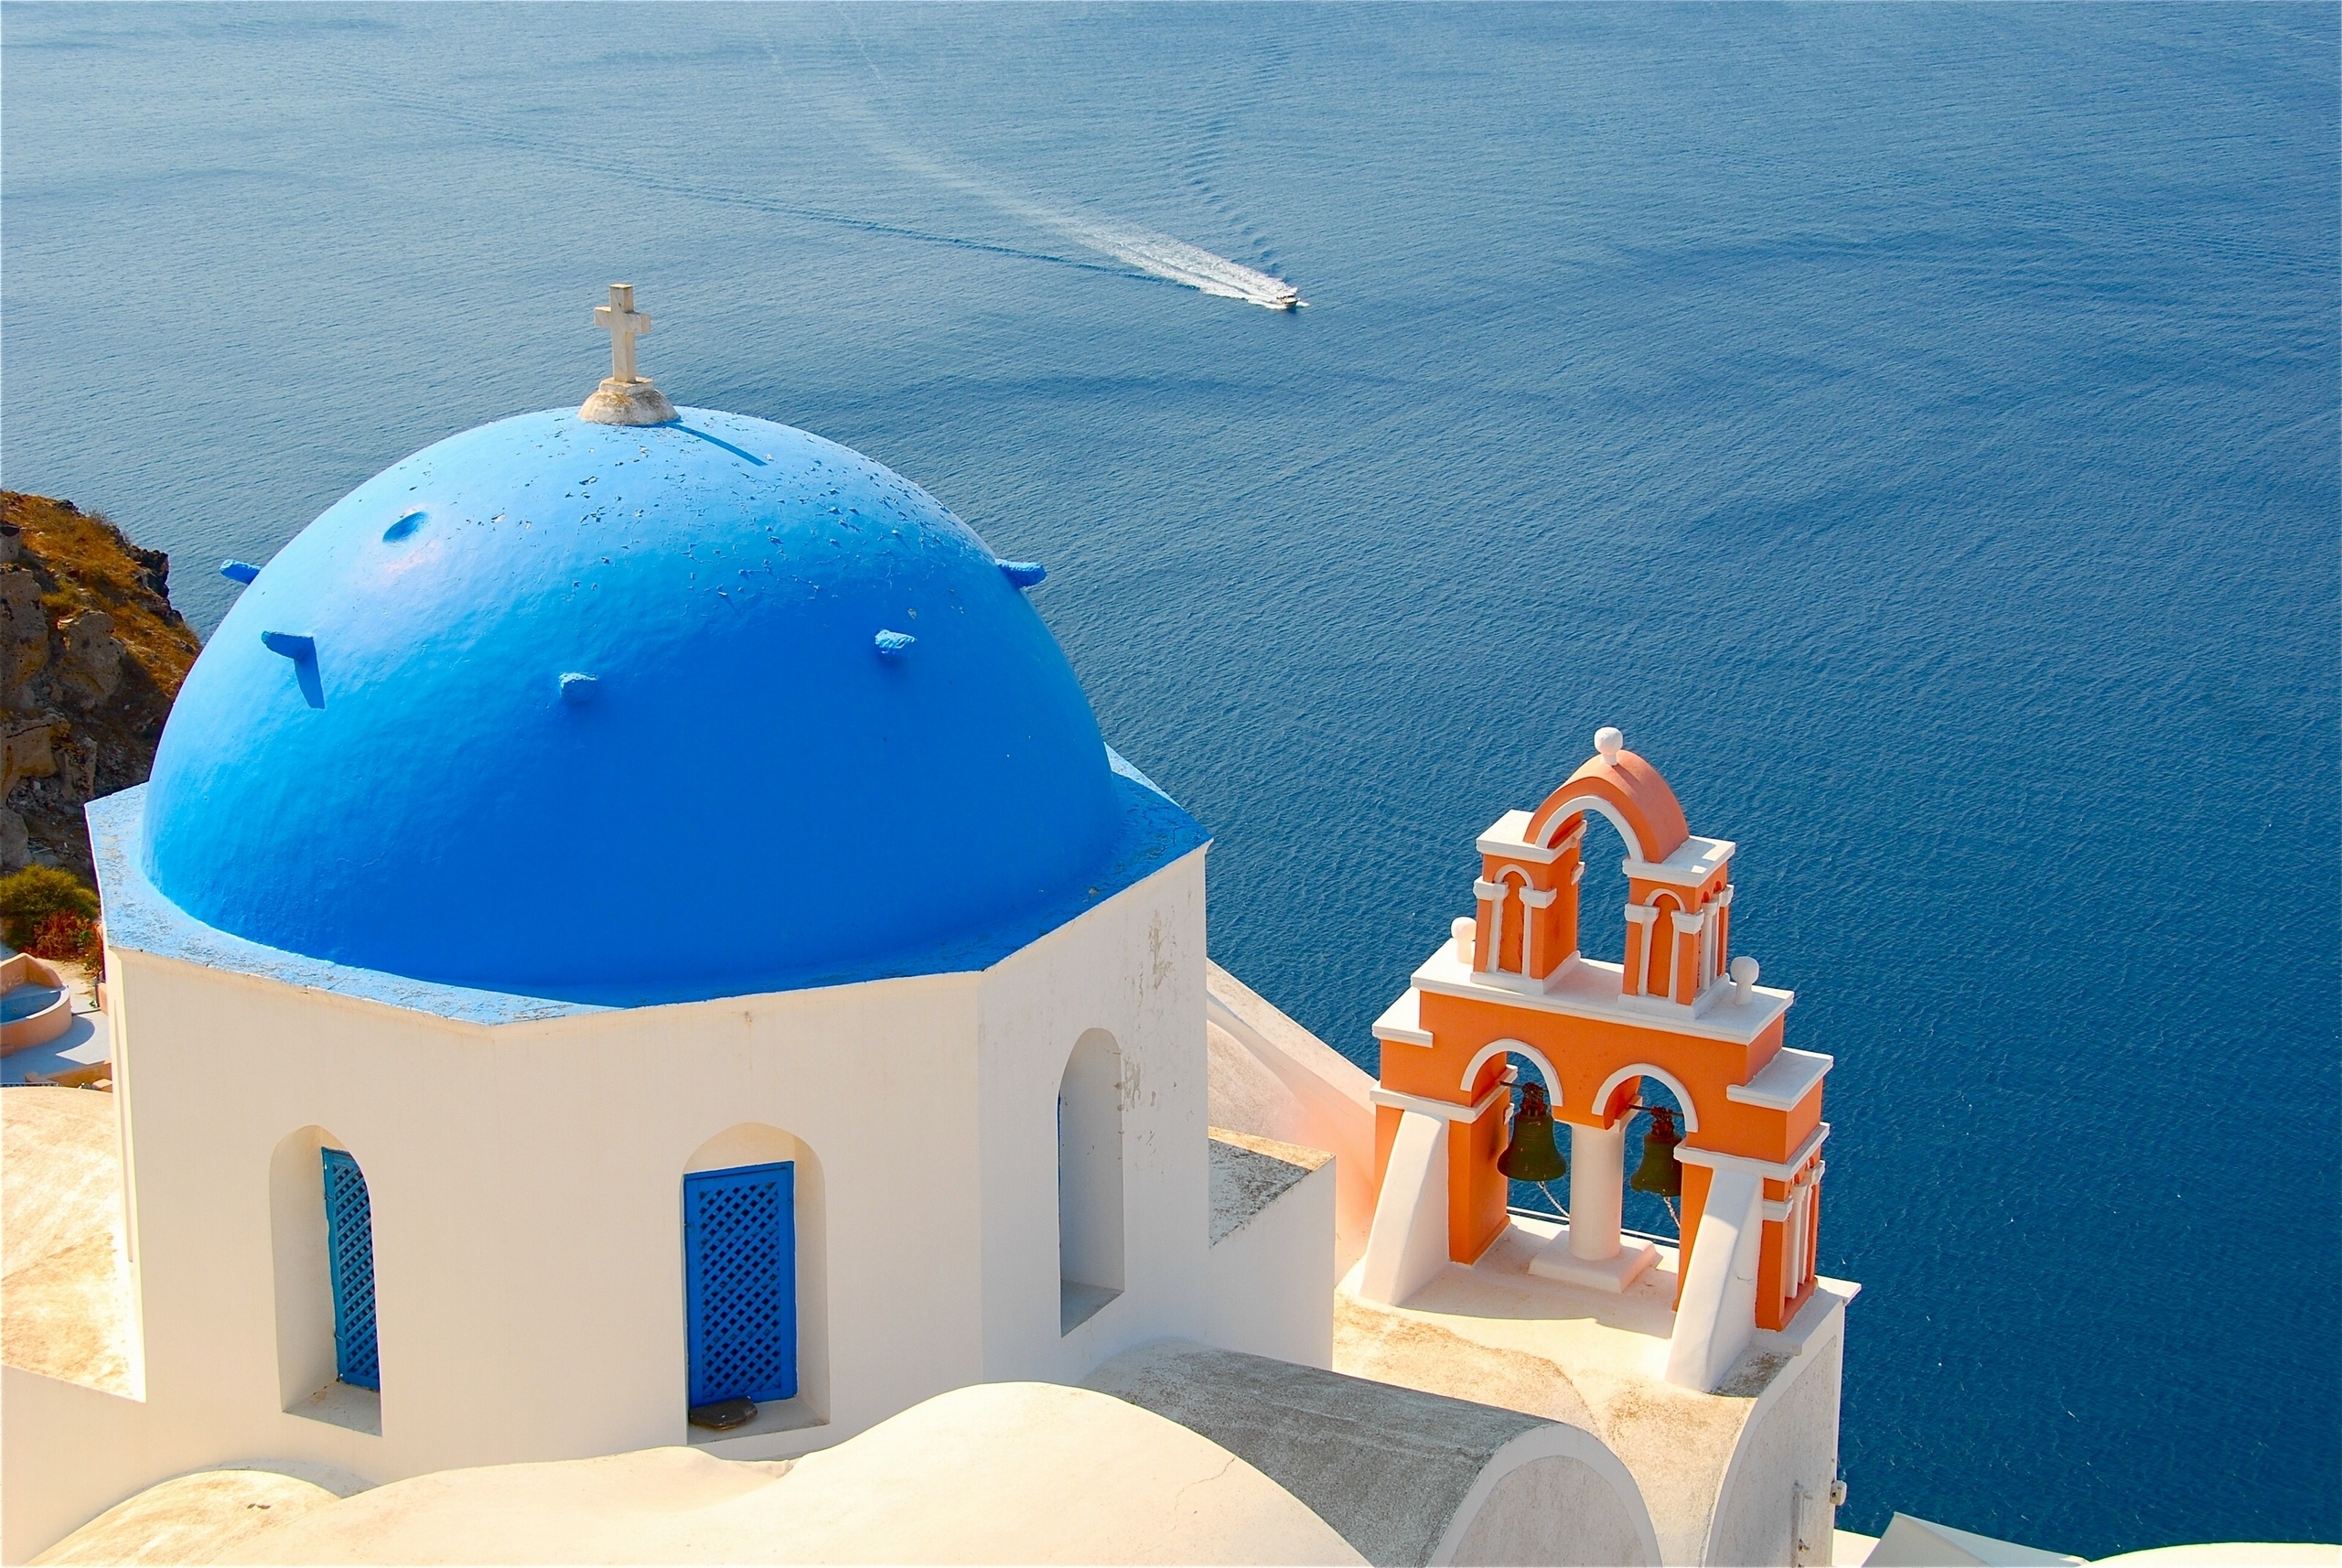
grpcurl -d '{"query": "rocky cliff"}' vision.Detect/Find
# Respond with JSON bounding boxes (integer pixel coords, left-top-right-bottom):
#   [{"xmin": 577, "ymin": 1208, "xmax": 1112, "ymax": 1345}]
[{"xmin": 0, "ymin": 493, "xmax": 199, "ymax": 880}]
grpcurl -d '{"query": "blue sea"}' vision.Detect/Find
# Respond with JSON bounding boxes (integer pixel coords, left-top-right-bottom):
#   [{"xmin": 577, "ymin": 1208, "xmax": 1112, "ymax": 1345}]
[{"xmin": 5, "ymin": 4, "xmax": 2335, "ymax": 1554}]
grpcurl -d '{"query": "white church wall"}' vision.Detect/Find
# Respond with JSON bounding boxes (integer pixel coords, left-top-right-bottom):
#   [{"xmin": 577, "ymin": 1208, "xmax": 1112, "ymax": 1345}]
[
  {"xmin": 974, "ymin": 850, "xmax": 1212, "ymax": 1386},
  {"xmin": 3, "ymin": 850, "xmax": 1217, "ymax": 1563}
]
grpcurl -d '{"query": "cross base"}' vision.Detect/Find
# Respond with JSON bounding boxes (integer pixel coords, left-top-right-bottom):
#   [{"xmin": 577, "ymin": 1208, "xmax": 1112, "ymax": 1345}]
[{"xmin": 581, "ymin": 377, "xmax": 678, "ymax": 426}]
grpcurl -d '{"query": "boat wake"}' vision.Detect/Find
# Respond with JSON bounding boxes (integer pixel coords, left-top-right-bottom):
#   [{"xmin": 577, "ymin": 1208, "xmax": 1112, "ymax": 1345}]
[
  {"xmin": 1055, "ymin": 218, "xmax": 1302, "ymax": 310},
  {"xmin": 854, "ymin": 119, "xmax": 1304, "ymax": 310}
]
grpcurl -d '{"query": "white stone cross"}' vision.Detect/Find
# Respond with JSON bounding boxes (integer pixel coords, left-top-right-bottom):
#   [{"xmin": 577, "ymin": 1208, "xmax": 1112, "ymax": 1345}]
[{"xmin": 594, "ymin": 284, "xmax": 651, "ymax": 382}]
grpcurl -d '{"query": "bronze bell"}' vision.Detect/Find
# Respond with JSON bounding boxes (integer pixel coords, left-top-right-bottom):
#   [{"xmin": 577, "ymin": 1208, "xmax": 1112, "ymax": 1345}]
[
  {"xmin": 1629, "ymin": 1105, "xmax": 1682, "ymax": 1197},
  {"xmin": 1498, "ymin": 1082, "xmax": 1567, "ymax": 1184}
]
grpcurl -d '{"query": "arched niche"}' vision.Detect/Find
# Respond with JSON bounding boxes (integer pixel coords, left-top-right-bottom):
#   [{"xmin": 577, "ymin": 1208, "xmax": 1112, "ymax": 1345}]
[
  {"xmin": 1466, "ymin": 1039, "xmax": 1570, "ymax": 1223},
  {"xmin": 1058, "ymin": 1028, "xmax": 1124, "ymax": 1335},
  {"xmin": 268, "ymin": 1125, "xmax": 380, "ymax": 1434},
  {"xmin": 1590, "ymin": 1064, "xmax": 1701, "ymax": 1133},
  {"xmin": 1459, "ymin": 1038, "xmax": 1563, "ymax": 1107},
  {"xmin": 681, "ymin": 1122, "xmax": 828, "ymax": 1428}
]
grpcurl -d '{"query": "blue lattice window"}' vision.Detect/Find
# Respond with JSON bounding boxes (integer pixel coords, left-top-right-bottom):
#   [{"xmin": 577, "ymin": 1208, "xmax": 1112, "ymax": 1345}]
[
  {"xmin": 320, "ymin": 1147, "xmax": 379, "ymax": 1391},
  {"xmin": 683, "ymin": 1162, "xmax": 797, "ymax": 1407}
]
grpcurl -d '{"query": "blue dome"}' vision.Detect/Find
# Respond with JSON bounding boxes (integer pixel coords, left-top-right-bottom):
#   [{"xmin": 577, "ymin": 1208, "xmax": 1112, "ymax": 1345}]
[{"xmin": 143, "ymin": 408, "xmax": 1122, "ymax": 999}]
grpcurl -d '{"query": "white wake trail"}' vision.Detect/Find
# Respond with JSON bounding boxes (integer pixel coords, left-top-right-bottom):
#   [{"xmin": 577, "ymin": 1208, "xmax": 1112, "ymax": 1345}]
[
  {"xmin": 862, "ymin": 124, "xmax": 1304, "ymax": 309},
  {"xmin": 1058, "ymin": 218, "xmax": 1302, "ymax": 309}
]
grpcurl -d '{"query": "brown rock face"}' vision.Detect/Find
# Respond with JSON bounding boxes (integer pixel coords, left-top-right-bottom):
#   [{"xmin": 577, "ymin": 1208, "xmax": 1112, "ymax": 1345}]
[{"xmin": 0, "ymin": 494, "xmax": 199, "ymax": 879}]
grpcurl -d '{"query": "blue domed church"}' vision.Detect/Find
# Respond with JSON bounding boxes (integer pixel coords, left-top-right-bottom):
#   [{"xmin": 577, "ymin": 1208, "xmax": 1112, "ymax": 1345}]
[{"xmin": 43, "ymin": 288, "xmax": 1276, "ymax": 1474}]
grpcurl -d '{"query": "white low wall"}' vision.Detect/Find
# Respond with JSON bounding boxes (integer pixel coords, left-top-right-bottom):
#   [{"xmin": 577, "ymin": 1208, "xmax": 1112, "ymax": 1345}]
[{"xmin": 1207, "ymin": 1158, "xmax": 1335, "ymax": 1369}]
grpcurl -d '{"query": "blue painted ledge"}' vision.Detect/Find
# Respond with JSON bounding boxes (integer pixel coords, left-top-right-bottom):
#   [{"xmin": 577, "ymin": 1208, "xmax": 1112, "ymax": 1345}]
[{"xmin": 89, "ymin": 752, "xmax": 1209, "ymax": 1027}]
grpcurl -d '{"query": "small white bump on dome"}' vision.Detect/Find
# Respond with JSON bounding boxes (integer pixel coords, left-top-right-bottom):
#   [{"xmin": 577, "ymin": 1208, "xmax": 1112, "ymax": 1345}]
[
  {"xmin": 1595, "ymin": 726, "xmax": 1624, "ymax": 765},
  {"xmin": 1730, "ymin": 954, "xmax": 1760, "ymax": 1003},
  {"xmin": 1451, "ymin": 915, "xmax": 1477, "ymax": 966}
]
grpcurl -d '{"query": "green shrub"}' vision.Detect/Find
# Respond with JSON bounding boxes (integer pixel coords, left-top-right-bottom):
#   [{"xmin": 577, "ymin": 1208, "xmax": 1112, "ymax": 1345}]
[{"xmin": 0, "ymin": 865, "xmax": 99, "ymax": 951}]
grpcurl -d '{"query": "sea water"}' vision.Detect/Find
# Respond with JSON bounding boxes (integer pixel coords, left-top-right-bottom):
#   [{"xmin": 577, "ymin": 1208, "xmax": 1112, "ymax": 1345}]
[{"xmin": 4, "ymin": 5, "xmax": 2335, "ymax": 1554}]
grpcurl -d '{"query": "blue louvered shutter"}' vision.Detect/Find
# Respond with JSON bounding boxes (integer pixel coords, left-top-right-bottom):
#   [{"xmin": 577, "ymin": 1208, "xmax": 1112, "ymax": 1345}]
[
  {"xmin": 320, "ymin": 1147, "xmax": 380, "ymax": 1391},
  {"xmin": 683, "ymin": 1162, "xmax": 798, "ymax": 1406}
]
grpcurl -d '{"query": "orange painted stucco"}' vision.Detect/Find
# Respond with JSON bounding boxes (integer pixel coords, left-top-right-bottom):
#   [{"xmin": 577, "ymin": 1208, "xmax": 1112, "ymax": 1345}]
[{"xmin": 1524, "ymin": 749, "xmax": 1691, "ymax": 863}]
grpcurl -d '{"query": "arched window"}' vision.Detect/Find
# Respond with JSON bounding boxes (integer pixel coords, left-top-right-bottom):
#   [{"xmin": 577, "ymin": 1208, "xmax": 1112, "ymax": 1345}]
[
  {"xmin": 270, "ymin": 1126, "xmax": 381, "ymax": 1433},
  {"xmin": 1058, "ymin": 1028, "xmax": 1124, "ymax": 1334},
  {"xmin": 679, "ymin": 1124, "xmax": 826, "ymax": 1437}
]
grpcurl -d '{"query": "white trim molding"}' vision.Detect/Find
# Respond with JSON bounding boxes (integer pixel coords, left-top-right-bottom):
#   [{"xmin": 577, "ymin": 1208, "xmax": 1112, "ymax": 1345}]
[
  {"xmin": 1370, "ymin": 989, "xmax": 1434, "ymax": 1048},
  {"xmin": 1761, "ymin": 1159, "xmax": 1827, "ymax": 1221},
  {"xmin": 1476, "ymin": 810, "xmax": 1572, "ymax": 866},
  {"xmin": 1587, "ymin": 1062, "xmax": 1699, "ymax": 1133},
  {"xmin": 1621, "ymin": 835, "xmax": 1736, "ymax": 888},
  {"xmin": 1673, "ymin": 1122, "xmax": 1831, "ymax": 1184},
  {"xmin": 1535, "ymin": 793, "xmax": 1648, "ymax": 860},
  {"xmin": 1370, "ymin": 1081, "xmax": 1510, "ymax": 1124},
  {"xmin": 1456, "ymin": 1039, "xmax": 1563, "ymax": 1104},
  {"xmin": 1724, "ymin": 1047, "xmax": 1832, "ymax": 1111}
]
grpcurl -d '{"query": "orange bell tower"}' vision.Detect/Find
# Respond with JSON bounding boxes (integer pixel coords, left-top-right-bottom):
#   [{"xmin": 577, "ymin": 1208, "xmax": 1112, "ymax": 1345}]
[{"xmin": 1357, "ymin": 728, "xmax": 1832, "ymax": 1391}]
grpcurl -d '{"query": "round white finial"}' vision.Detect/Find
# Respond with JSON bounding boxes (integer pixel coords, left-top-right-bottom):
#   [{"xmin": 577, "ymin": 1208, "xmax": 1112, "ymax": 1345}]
[
  {"xmin": 1595, "ymin": 726, "xmax": 1624, "ymax": 765},
  {"xmin": 1730, "ymin": 954, "xmax": 1759, "ymax": 1003},
  {"xmin": 1451, "ymin": 916, "xmax": 1477, "ymax": 967}
]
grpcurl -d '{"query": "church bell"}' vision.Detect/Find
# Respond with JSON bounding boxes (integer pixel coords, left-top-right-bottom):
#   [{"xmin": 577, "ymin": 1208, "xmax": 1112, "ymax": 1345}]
[
  {"xmin": 1629, "ymin": 1106, "xmax": 1682, "ymax": 1197},
  {"xmin": 1498, "ymin": 1081, "xmax": 1567, "ymax": 1184}
]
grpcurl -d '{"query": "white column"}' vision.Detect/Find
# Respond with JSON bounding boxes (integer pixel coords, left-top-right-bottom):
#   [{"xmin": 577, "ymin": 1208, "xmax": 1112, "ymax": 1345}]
[
  {"xmin": 1622, "ymin": 905, "xmax": 1659, "ymax": 994},
  {"xmin": 1781, "ymin": 1181, "xmax": 1807, "ymax": 1298},
  {"xmin": 1670, "ymin": 910, "xmax": 1704, "ymax": 1004},
  {"xmin": 1519, "ymin": 886, "xmax": 1558, "ymax": 977},
  {"xmin": 1567, "ymin": 1121, "xmax": 1626, "ymax": 1261}
]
